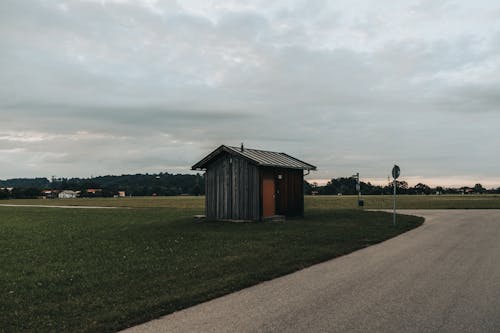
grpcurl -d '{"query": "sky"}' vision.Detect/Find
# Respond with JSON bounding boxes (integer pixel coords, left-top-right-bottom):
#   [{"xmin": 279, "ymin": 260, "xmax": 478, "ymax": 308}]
[{"xmin": 1, "ymin": 0, "xmax": 500, "ymax": 187}]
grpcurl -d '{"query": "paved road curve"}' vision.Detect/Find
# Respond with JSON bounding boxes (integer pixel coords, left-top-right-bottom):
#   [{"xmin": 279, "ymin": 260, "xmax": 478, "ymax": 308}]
[{"xmin": 122, "ymin": 210, "xmax": 500, "ymax": 333}]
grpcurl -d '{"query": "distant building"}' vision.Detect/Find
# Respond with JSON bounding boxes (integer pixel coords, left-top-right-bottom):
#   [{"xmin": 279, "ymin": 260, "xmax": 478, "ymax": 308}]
[
  {"xmin": 41, "ymin": 190, "xmax": 58, "ymax": 199},
  {"xmin": 58, "ymin": 190, "xmax": 79, "ymax": 199},
  {"xmin": 463, "ymin": 187, "xmax": 474, "ymax": 195},
  {"xmin": 86, "ymin": 189, "xmax": 102, "ymax": 194},
  {"xmin": 118, "ymin": 191, "xmax": 126, "ymax": 197},
  {"xmin": 192, "ymin": 144, "xmax": 316, "ymax": 221}
]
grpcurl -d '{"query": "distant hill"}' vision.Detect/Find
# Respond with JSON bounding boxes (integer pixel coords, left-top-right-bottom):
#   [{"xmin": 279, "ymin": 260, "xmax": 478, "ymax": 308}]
[
  {"xmin": 0, "ymin": 173, "xmax": 205, "ymax": 196},
  {"xmin": 2, "ymin": 174, "xmax": 498, "ymax": 198},
  {"xmin": 0, "ymin": 177, "xmax": 51, "ymax": 189}
]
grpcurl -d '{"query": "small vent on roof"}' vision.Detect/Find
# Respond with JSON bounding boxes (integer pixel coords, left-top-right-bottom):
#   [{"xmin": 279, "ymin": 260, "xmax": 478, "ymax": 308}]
[{"xmin": 241, "ymin": 142, "xmax": 244, "ymax": 152}]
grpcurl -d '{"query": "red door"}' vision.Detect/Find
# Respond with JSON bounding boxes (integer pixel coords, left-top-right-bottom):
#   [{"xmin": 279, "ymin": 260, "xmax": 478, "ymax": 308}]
[{"xmin": 262, "ymin": 174, "xmax": 275, "ymax": 217}]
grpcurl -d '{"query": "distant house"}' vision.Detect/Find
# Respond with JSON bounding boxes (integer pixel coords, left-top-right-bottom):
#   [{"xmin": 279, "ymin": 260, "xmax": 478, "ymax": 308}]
[
  {"xmin": 192, "ymin": 144, "xmax": 316, "ymax": 221},
  {"xmin": 82, "ymin": 188, "xmax": 103, "ymax": 197},
  {"xmin": 118, "ymin": 191, "xmax": 126, "ymax": 197},
  {"xmin": 41, "ymin": 190, "xmax": 58, "ymax": 199},
  {"xmin": 58, "ymin": 190, "xmax": 79, "ymax": 199},
  {"xmin": 461, "ymin": 187, "xmax": 474, "ymax": 195}
]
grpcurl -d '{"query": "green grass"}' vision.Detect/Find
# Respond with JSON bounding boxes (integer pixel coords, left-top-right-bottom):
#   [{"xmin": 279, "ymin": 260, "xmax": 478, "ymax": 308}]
[
  {"xmin": 0, "ymin": 200, "xmax": 423, "ymax": 332},
  {"xmin": 3, "ymin": 194, "xmax": 500, "ymax": 209},
  {"xmin": 0, "ymin": 196, "xmax": 205, "ymax": 209},
  {"xmin": 306, "ymin": 194, "xmax": 500, "ymax": 209}
]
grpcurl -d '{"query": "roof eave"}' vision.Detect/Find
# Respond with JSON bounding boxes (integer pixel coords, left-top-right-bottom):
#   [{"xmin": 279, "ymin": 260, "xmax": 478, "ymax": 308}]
[
  {"xmin": 278, "ymin": 153, "xmax": 317, "ymax": 171},
  {"xmin": 191, "ymin": 145, "xmax": 240, "ymax": 170},
  {"xmin": 257, "ymin": 164, "xmax": 317, "ymax": 171},
  {"xmin": 192, "ymin": 145, "xmax": 317, "ymax": 171}
]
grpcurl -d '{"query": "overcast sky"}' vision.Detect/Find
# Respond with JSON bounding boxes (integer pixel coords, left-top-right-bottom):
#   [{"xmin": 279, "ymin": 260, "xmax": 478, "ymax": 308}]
[{"xmin": 1, "ymin": 0, "xmax": 500, "ymax": 187}]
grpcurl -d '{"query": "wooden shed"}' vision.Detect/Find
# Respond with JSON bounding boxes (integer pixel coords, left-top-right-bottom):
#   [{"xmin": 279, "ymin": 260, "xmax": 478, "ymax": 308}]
[{"xmin": 192, "ymin": 145, "xmax": 316, "ymax": 221}]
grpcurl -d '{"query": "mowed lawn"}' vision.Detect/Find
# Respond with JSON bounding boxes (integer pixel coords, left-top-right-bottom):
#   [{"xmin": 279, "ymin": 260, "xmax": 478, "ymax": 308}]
[
  {"xmin": 306, "ymin": 194, "xmax": 500, "ymax": 209},
  {"xmin": 3, "ymin": 194, "xmax": 500, "ymax": 209},
  {"xmin": 0, "ymin": 198, "xmax": 423, "ymax": 332}
]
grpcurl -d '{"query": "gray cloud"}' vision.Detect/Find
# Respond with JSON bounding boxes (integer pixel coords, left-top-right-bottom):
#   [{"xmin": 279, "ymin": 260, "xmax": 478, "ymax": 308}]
[{"xmin": 1, "ymin": 0, "xmax": 500, "ymax": 186}]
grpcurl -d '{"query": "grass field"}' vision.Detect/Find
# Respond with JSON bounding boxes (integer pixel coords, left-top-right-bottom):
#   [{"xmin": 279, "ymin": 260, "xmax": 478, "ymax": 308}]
[
  {"xmin": 3, "ymin": 194, "xmax": 500, "ymax": 209},
  {"xmin": 306, "ymin": 194, "xmax": 500, "ymax": 209},
  {"xmin": 0, "ymin": 196, "xmax": 205, "ymax": 209},
  {"xmin": 0, "ymin": 197, "xmax": 424, "ymax": 333}
]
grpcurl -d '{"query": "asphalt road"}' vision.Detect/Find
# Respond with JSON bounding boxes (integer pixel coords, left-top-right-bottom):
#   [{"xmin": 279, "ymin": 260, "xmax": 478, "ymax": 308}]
[{"xmin": 122, "ymin": 210, "xmax": 500, "ymax": 333}]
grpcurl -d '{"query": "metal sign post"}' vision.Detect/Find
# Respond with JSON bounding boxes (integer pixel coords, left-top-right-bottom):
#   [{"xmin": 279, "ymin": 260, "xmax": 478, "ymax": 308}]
[
  {"xmin": 353, "ymin": 172, "xmax": 362, "ymax": 207},
  {"xmin": 393, "ymin": 178, "xmax": 396, "ymax": 226},
  {"xmin": 392, "ymin": 165, "xmax": 400, "ymax": 226}
]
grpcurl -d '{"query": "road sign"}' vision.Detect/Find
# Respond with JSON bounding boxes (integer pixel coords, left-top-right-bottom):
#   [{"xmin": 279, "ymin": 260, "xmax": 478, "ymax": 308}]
[{"xmin": 392, "ymin": 165, "xmax": 400, "ymax": 179}]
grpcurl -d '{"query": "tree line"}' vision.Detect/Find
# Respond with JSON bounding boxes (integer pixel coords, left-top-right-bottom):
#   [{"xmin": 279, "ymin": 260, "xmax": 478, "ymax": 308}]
[
  {"xmin": 1, "ymin": 174, "xmax": 499, "ymax": 200},
  {"xmin": 0, "ymin": 173, "xmax": 204, "ymax": 199},
  {"xmin": 304, "ymin": 177, "xmax": 498, "ymax": 195}
]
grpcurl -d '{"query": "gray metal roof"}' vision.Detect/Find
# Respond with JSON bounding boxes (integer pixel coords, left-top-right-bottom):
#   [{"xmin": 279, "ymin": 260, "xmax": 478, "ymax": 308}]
[{"xmin": 192, "ymin": 145, "xmax": 316, "ymax": 171}]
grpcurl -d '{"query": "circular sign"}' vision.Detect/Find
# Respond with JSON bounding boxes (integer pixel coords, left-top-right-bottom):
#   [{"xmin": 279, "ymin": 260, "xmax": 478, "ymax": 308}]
[{"xmin": 392, "ymin": 165, "xmax": 400, "ymax": 179}]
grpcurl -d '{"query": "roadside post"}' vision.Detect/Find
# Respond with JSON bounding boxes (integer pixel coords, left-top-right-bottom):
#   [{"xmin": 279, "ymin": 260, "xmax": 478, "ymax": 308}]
[
  {"xmin": 392, "ymin": 165, "xmax": 400, "ymax": 226},
  {"xmin": 353, "ymin": 172, "xmax": 363, "ymax": 207}
]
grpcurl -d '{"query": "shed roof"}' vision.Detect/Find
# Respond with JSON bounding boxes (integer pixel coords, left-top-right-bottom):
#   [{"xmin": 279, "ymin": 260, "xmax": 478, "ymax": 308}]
[{"xmin": 192, "ymin": 145, "xmax": 317, "ymax": 171}]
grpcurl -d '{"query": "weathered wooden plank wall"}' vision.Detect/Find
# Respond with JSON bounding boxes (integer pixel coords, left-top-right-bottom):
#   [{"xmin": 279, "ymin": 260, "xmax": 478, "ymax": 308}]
[
  {"xmin": 205, "ymin": 153, "xmax": 260, "ymax": 220},
  {"xmin": 205, "ymin": 154, "xmax": 305, "ymax": 220},
  {"xmin": 270, "ymin": 168, "xmax": 304, "ymax": 217}
]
